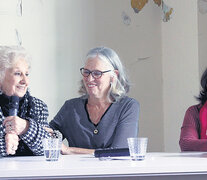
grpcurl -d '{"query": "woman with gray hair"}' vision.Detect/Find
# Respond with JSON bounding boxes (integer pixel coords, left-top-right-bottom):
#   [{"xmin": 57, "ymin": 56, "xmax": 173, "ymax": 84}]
[
  {"xmin": 0, "ymin": 46, "xmax": 50, "ymax": 156},
  {"xmin": 50, "ymin": 46, "xmax": 139, "ymax": 154}
]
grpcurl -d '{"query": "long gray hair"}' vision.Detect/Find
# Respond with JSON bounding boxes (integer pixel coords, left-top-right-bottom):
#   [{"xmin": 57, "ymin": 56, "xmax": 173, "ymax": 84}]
[
  {"xmin": 0, "ymin": 46, "xmax": 31, "ymax": 83},
  {"xmin": 79, "ymin": 47, "xmax": 130, "ymax": 102}
]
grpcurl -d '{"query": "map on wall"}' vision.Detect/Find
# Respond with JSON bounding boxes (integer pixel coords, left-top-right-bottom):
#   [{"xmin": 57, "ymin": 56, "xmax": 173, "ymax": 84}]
[{"xmin": 131, "ymin": 0, "xmax": 173, "ymax": 22}]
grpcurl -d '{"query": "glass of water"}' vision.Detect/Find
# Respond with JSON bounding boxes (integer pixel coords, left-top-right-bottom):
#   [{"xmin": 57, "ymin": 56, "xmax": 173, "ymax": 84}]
[
  {"xmin": 42, "ymin": 131, "xmax": 62, "ymax": 161},
  {"xmin": 127, "ymin": 137, "xmax": 148, "ymax": 161}
]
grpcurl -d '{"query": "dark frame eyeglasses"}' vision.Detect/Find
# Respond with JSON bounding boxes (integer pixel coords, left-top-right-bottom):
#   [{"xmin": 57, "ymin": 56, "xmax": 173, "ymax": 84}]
[{"xmin": 80, "ymin": 68, "xmax": 111, "ymax": 79}]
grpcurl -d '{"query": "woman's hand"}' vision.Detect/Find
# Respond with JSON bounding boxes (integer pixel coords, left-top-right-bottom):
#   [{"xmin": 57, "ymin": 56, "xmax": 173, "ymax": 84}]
[
  {"xmin": 61, "ymin": 143, "xmax": 95, "ymax": 155},
  {"xmin": 3, "ymin": 116, "xmax": 29, "ymax": 136},
  {"xmin": 61, "ymin": 143, "xmax": 71, "ymax": 155},
  {"xmin": 5, "ymin": 133, "xmax": 19, "ymax": 155},
  {"xmin": 44, "ymin": 127, "xmax": 54, "ymax": 136}
]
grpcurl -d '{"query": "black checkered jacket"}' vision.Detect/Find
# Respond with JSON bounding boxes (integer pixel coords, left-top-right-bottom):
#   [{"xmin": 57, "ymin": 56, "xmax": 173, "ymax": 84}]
[{"xmin": 0, "ymin": 92, "xmax": 50, "ymax": 156}]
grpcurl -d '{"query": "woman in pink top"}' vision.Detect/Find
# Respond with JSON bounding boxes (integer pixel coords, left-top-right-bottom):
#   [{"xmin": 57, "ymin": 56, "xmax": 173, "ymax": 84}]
[{"xmin": 179, "ymin": 68, "xmax": 207, "ymax": 151}]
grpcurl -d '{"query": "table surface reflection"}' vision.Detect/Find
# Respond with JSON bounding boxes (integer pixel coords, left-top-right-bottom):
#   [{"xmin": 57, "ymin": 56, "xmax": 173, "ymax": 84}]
[{"xmin": 1, "ymin": 152, "xmax": 207, "ymax": 179}]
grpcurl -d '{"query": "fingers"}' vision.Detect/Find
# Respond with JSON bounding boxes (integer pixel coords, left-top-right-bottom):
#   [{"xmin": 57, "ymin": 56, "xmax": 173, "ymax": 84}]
[
  {"xmin": 44, "ymin": 127, "xmax": 54, "ymax": 137},
  {"xmin": 4, "ymin": 117, "xmax": 29, "ymax": 135},
  {"xmin": 4, "ymin": 121, "xmax": 16, "ymax": 134},
  {"xmin": 44, "ymin": 127, "xmax": 53, "ymax": 133},
  {"xmin": 6, "ymin": 143, "xmax": 18, "ymax": 155},
  {"xmin": 4, "ymin": 117, "xmax": 16, "ymax": 133},
  {"xmin": 4, "ymin": 120, "xmax": 13, "ymax": 128},
  {"xmin": 6, "ymin": 141, "xmax": 18, "ymax": 155},
  {"xmin": 5, "ymin": 134, "xmax": 19, "ymax": 155},
  {"xmin": 61, "ymin": 143, "xmax": 71, "ymax": 155},
  {"xmin": 3, "ymin": 117, "xmax": 12, "ymax": 126}
]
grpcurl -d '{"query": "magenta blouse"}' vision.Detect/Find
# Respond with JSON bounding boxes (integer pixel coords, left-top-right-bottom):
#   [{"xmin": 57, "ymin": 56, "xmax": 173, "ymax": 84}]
[{"xmin": 179, "ymin": 104, "xmax": 207, "ymax": 151}]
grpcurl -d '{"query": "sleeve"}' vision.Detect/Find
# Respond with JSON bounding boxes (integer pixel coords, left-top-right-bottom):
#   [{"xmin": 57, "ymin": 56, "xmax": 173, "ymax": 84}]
[
  {"xmin": 0, "ymin": 139, "xmax": 6, "ymax": 156},
  {"xmin": 49, "ymin": 102, "xmax": 67, "ymax": 140},
  {"xmin": 111, "ymin": 98, "xmax": 139, "ymax": 148},
  {"xmin": 19, "ymin": 98, "xmax": 51, "ymax": 155},
  {"xmin": 179, "ymin": 105, "xmax": 207, "ymax": 151},
  {"xmin": 0, "ymin": 111, "xmax": 7, "ymax": 156}
]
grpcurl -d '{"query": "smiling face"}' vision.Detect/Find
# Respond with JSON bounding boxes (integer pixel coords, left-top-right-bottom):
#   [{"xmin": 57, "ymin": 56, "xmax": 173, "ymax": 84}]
[
  {"xmin": 0, "ymin": 58, "xmax": 29, "ymax": 97},
  {"xmin": 83, "ymin": 56, "xmax": 113, "ymax": 101}
]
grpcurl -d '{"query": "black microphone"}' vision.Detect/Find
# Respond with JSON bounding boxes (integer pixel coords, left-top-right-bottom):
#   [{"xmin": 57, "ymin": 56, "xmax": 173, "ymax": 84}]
[
  {"xmin": 9, "ymin": 96, "xmax": 19, "ymax": 116},
  {"xmin": 94, "ymin": 148, "xmax": 130, "ymax": 157}
]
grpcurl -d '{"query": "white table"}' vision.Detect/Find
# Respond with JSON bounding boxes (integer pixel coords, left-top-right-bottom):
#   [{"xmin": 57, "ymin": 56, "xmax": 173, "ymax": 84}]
[{"xmin": 1, "ymin": 152, "xmax": 207, "ymax": 179}]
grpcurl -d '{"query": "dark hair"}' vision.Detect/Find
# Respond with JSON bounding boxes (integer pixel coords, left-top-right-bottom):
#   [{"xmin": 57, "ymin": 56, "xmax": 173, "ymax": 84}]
[{"xmin": 197, "ymin": 68, "xmax": 207, "ymax": 105}]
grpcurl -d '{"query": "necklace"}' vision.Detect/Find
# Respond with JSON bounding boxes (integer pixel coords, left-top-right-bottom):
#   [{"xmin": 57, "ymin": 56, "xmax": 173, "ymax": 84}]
[
  {"xmin": 87, "ymin": 102, "xmax": 111, "ymax": 134},
  {"xmin": 87, "ymin": 104, "xmax": 110, "ymax": 124},
  {"xmin": 93, "ymin": 128, "xmax": 99, "ymax": 134}
]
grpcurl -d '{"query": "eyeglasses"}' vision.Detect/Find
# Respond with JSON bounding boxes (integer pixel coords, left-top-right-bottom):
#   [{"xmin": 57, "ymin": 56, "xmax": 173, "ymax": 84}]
[{"xmin": 80, "ymin": 68, "xmax": 111, "ymax": 79}]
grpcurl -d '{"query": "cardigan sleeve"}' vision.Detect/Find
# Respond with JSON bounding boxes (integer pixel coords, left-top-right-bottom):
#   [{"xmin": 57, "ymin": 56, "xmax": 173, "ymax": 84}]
[
  {"xmin": 0, "ymin": 111, "xmax": 7, "ymax": 156},
  {"xmin": 20, "ymin": 98, "xmax": 51, "ymax": 155},
  {"xmin": 179, "ymin": 105, "xmax": 207, "ymax": 151},
  {"xmin": 0, "ymin": 138, "xmax": 7, "ymax": 156}
]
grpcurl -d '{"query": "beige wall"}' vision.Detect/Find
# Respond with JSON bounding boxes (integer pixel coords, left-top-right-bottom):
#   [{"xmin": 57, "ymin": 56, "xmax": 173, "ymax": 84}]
[
  {"xmin": 20, "ymin": 0, "xmax": 163, "ymax": 152},
  {"xmin": 162, "ymin": 0, "xmax": 200, "ymax": 151},
  {"xmin": 93, "ymin": 0, "xmax": 163, "ymax": 151},
  {"xmin": 198, "ymin": 3, "xmax": 207, "ymax": 76}
]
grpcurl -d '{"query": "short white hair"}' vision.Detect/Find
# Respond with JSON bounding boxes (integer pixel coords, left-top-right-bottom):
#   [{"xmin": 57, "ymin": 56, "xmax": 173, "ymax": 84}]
[{"xmin": 0, "ymin": 46, "xmax": 31, "ymax": 83}]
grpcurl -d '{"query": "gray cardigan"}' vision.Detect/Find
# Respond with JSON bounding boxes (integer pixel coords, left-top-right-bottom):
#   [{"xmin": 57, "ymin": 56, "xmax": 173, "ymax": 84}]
[{"xmin": 49, "ymin": 96, "xmax": 139, "ymax": 149}]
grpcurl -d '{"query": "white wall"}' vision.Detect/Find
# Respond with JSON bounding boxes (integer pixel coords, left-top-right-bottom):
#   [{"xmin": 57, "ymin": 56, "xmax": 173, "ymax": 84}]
[
  {"xmin": 0, "ymin": 0, "xmax": 59, "ymax": 119},
  {"xmin": 91, "ymin": 0, "xmax": 163, "ymax": 151},
  {"xmin": 0, "ymin": 0, "xmax": 17, "ymax": 44},
  {"xmin": 0, "ymin": 0, "xmax": 97, "ymax": 120},
  {"xmin": 198, "ymin": 3, "xmax": 207, "ymax": 76},
  {"xmin": 1, "ymin": 0, "xmax": 205, "ymax": 152},
  {"xmin": 54, "ymin": 0, "xmax": 96, "ymax": 108},
  {"xmin": 162, "ymin": 0, "xmax": 200, "ymax": 152},
  {"xmin": 22, "ymin": 0, "xmax": 97, "ymax": 120},
  {"xmin": 0, "ymin": 0, "xmax": 167, "ymax": 151},
  {"xmin": 52, "ymin": 0, "xmax": 163, "ymax": 151},
  {"xmin": 19, "ymin": 1, "xmax": 58, "ymax": 120},
  {"xmin": 0, "ymin": 0, "xmax": 163, "ymax": 151}
]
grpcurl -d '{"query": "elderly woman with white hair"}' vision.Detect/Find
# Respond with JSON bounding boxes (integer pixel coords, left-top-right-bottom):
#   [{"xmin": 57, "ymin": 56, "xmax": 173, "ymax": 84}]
[
  {"xmin": 49, "ymin": 46, "xmax": 139, "ymax": 154},
  {"xmin": 0, "ymin": 46, "xmax": 50, "ymax": 156}
]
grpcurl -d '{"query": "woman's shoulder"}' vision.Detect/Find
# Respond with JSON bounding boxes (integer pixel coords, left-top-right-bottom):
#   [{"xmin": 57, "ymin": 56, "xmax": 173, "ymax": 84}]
[
  {"xmin": 119, "ymin": 96, "xmax": 139, "ymax": 105},
  {"xmin": 64, "ymin": 96, "xmax": 86, "ymax": 106},
  {"xmin": 185, "ymin": 104, "xmax": 201, "ymax": 114},
  {"xmin": 116, "ymin": 96, "xmax": 139, "ymax": 110},
  {"xmin": 30, "ymin": 96, "xmax": 47, "ymax": 108}
]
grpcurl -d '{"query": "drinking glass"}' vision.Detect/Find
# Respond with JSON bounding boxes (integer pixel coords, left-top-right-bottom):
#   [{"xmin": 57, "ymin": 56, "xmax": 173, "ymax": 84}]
[
  {"xmin": 127, "ymin": 137, "xmax": 148, "ymax": 161},
  {"xmin": 42, "ymin": 130, "xmax": 62, "ymax": 161}
]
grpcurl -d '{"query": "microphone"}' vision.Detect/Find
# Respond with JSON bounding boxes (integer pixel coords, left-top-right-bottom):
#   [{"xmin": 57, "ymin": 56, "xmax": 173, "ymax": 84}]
[
  {"xmin": 94, "ymin": 148, "xmax": 129, "ymax": 157},
  {"xmin": 9, "ymin": 96, "xmax": 19, "ymax": 116}
]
